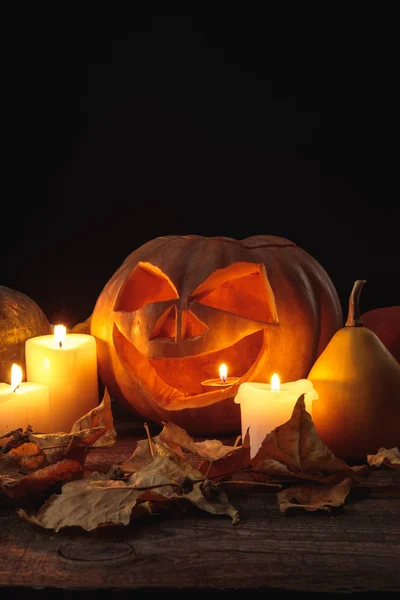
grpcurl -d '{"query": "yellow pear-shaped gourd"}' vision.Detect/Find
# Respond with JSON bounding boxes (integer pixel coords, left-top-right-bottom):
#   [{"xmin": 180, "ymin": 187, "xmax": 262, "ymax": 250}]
[{"xmin": 309, "ymin": 279, "xmax": 400, "ymax": 462}]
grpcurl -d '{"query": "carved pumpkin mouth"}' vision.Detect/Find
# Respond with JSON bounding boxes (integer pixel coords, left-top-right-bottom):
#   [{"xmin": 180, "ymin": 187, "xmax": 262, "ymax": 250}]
[{"xmin": 113, "ymin": 324, "xmax": 266, "ymax": 397}]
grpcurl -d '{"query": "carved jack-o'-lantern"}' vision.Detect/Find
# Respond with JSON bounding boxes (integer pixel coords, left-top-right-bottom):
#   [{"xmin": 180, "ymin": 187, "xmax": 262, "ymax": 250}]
[{"xmin": 91, "ymin": 235, "xmax": 342, "ymax": 435}]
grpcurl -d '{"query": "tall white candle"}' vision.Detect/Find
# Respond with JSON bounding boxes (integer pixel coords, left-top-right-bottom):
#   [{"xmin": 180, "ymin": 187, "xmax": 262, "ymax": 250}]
[
  {"xmin": 25, "ymin": 326, "xmax": 99, "ymax": 433},
  {"xmin": 0, "ymin": 364, "xmax": 50, "ymax": 433},
  {"xmin": 234, "ymin": 374, "xmax": 319, "ymax": 458}
]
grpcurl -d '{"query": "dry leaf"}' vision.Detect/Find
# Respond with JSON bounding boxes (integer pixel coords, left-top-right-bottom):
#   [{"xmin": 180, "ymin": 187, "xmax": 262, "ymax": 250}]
[
  {"xmin": 121, "ymin": 423, "xmax": 251, "ymax": 486},
  {"xmin": 0, "ymin": 427, "xmax": 33, "ymax": 455},
  {"xmin": 120, "ymin": 438, "xmax": 155, "ymax": 473},
  {"xmin": 367, "ymin": 447, "xmax": 400, "ymax": 471},
  {"xmin": 28, "ymin": 426, "xmax": 107, "ymax": 464},
  {"xmin": 157, "ymin": 421, "xmax": 251, "ymax": 478},
  {"xmin": 18, "ymin": 452, "xmax": 239, "ymax": 531},
  {"xmin": 18, "ymin": 472, "xmax": 149, "ymax": 531},
  {"xmin": 277, "ymin": 477, "xmax": 355, "ymax": 513},
  {"xmin": 120, "ymin": 435, "xmax": 188, "ymax": 474},
  {"xmin": 70, "ymin": 388, "xmax": 117, "ymax": 447},
  {"xmin": 129, "ymin": 451, "xmax": 240, "ymax": 521},
  {"xmin": 5, "ymin": 400, "xmax": 376, "ymax": 531},
  {"xmin": 253, "ymin": 394, "xmax": 370, "ymax": 484},
  {"xmin": 2, "ymin": 457, "xmax": 84, "ymax": 499},
  {"xmin": 0, "ymin": 428, "xmax": 22, "ymax": 446},
  {"xmin": 127, "ymin": 454, "xmax": 239, "ymax": 522},
  {"xmin": 8, "ymin": 442, "xmax": 45, "ymax": 470},
  {"xmin": 0, "ymin": 425, "xmax": 108, "ymax": 500},
  {"xmin": 159, "ymin": 421, "xmax": 241, "ymax": 461}
]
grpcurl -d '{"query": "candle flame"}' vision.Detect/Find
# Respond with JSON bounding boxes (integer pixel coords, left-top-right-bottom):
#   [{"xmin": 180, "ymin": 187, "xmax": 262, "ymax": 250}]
[
  {"xmin": 54, "ymin": 324, "xmax": 67, "ymax": 347},
  {"xmin": 271, "ymin": 373, "xmax": 280, "ymax": 391},
  {"xmin": 219, "ymin": 363, "xmax": 228, "ymax": 383},
  {"xmin": 11, "ymin": 364, "xmax": 22, "ymax": 392}
]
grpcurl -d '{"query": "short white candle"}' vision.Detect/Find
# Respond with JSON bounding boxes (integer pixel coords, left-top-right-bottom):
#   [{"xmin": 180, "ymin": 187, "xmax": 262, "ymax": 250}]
[
  {"xmin": 234, "ymin": 374, "xmax": 319, "ymax": 458},
  {"xmin": 25, "ymin": 325, "xmax": 99, "ymax": 433},
  {"xmin": 0, "ymin": 364, "xmax": 50, "ymax": 433}
]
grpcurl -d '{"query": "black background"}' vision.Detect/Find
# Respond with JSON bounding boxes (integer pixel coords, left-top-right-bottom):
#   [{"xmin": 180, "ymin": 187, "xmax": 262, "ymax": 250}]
[{"xmin": 2, "ymin": 11, "xmax": 398, "ymax": 328}]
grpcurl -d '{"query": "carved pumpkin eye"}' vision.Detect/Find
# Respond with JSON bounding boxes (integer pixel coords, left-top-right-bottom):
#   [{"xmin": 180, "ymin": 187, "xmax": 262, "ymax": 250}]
[
  {"xmin": 115, "ymin": 261, "xmax": 209, "ymax": 342},
  {"xmin": 190, "ymin": 261, "xmax": 278, "ymax": 323},
  {"xmin": 114, "ymin": 262, "xmax": 178, "ymax": 312}
]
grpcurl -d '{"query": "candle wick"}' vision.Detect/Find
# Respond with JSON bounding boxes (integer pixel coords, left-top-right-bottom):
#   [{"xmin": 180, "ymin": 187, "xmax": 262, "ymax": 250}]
[
  {"xmin": 59, "ymin": 341, "xmax": 62, "ymax": 348},
  {"xmin": 12, "ymin": 384, "xmax": 20, "ymax": 393}
]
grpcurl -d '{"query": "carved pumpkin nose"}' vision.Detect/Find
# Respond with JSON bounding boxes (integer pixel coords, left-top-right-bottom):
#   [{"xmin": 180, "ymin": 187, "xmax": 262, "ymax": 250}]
[{"xmin": 149, "ymin": 306, "xmax": 208, "ymax": 342}]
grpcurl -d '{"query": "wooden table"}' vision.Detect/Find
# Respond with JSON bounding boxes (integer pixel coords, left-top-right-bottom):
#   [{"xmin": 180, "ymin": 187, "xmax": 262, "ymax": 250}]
[{"xmin": 1, "ymin": 424, "xmax": 399, "ymax": 598}]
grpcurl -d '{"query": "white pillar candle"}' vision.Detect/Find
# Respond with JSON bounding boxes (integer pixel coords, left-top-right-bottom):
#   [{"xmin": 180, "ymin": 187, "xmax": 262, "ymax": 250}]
[
  {"xmin": 234, "ymin": 374, "xmax": 319, "ymax": 458},
  {"xmin": 25, "ymin": 326, "xmax": 99, "ymax": 433},
  {"xmin": 0, "ymin": 364, "xmax": 50, "ymax": 433}
]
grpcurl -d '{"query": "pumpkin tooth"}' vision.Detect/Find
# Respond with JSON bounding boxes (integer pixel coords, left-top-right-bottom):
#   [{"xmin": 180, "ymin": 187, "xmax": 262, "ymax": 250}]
[
  {"xmin": 180, "ymin": 311, "xmax": 208, "ymax": 340},
  {"xmin": 149, "ymin": 305, "xmax": 176, "ymax": 340}
]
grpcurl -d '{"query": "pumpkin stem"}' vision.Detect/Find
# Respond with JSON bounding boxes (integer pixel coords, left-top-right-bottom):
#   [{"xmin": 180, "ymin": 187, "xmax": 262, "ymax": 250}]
[{"xmin": 345, "ymin": 279, "xmax": 366, "ymax": 327}]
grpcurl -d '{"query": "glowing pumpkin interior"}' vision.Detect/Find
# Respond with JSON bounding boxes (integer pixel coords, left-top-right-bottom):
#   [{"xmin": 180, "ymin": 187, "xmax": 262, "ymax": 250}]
[{"xmin": 112, "ymin": 260, "xmax": 279, "ymax": 396}]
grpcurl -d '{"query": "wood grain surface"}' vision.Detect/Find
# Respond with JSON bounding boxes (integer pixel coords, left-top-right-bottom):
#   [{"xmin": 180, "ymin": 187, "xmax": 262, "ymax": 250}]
[{"xmin": 1, "ymin": 424, "xmax": 399, "ymax": 598}]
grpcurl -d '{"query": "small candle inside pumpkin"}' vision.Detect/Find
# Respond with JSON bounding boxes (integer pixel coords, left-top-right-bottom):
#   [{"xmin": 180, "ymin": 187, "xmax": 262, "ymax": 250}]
[
  {"xmin": 219, "ymin": 363, "xmax": 227, "ymax": 383},
  {"xmin": 201, "ymin": 363, "xmax": 240, "ymax": 390}
]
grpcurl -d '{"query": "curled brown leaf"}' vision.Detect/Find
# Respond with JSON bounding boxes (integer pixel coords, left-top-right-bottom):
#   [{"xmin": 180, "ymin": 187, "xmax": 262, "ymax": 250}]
[
  {"xmin": 277, "ymin": 477, "xmax": 355, "ymax": 513},
  {"xmin": 2, "ymin": 458, "xmax": 84, "ymax": 499},
  {"xmin": 367, "ymin": 447, "xmax": 400, "ymax": 471},
  {"xmin": 70, "ymin": 387, "xmax": 117, "ymax": 447},
  {"xmin": 252, "ymin": 394, "xmax": 370, "ymax": 484}
]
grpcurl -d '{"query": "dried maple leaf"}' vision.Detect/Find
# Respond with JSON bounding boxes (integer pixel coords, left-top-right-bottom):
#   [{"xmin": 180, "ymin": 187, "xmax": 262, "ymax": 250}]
[
  {"xmin": 253, "ymin": 394, "xmax": 370, "ymax": 484},
  {"xmin": 0, "ymin": 427, "xmax": 32, "ymax": 455},
  {"xmin": 158, "ymin": 421, "xmax": 241, "ymax": 461},
  {"xmin": 121, "ymin": 423, "xmax": 251, "ymax": 486},
  {"xmin": 367, "ymin": 447, "xmax": 400, "ymax": 472},
  {"xmin": 120, "ymin": 435, "xmax": 185, "ymax": 474},
  {"xmin": 2, "ymin": 457, "xmax": 84, "ymax": 500},
  {"xmin": 127, "ymin": 454, "xmax": 239, "ymax": 522},
  {"xmin": 157, "ymin": 422, "xmax": 196, "ymax": 455},
  {"xmin": 28, "ymin": 426, "xmax": 107, "ymax": 464},
  {"xmin": 17, "ymin": 472, "xmax": 150, "ymax": 531},
  {"xmin": 0, "ymin": 428, "xmax": 22, "ymax": 447},
  {"xmin": 277, "ymin": 477, "xmax": 355, "ymax": 513},
  {"xmin": 123, "ymin": 455, "xmax": 240, "ymax": 523},
  {"xmin": 70, "ymin": 387, "xmax": 117, "ymax": 447},
  {"xmin": 0, "ymin": 425, "xmax": 107, "ymax": 500},
  {"xmin": 120, "ymin": 438, "xmax": 155, "ymax": 473},
  {"xmin": 18, "ymin": 452, "xmax": 239, "ymax": 532},
  {"xmin": 157, "ymin": 421, "xmax": 251, "ymax": 478},
  {"xmin": 8, "ymin": 442, "xmax": 45, "ymax": 470}
]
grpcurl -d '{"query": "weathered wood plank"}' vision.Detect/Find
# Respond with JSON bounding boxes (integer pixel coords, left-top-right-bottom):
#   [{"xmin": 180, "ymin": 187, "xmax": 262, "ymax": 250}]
[{"xmin": 1, "ymin": 431, "xmax": 399, "ymax": 596}]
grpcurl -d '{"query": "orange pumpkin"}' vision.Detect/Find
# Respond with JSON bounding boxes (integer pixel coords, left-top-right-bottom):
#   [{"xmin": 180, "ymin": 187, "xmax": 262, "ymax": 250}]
[{"xmin": 91, "ymin": 235, "xmax": 342, "ymax": 435}]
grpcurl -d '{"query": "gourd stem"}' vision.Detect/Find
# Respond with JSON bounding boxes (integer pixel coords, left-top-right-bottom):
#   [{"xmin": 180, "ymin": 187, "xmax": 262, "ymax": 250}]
[{"xmin": 345, "ymin": 279, "xmax": 366, "ymax": 327}]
